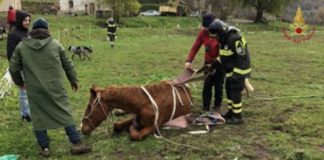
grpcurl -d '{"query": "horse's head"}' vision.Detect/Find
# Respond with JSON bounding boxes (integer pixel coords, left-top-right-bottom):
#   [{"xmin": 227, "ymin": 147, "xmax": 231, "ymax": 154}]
[{"xmin": 81, "ymin": 85, "xmax": 112, "ymax": 135}]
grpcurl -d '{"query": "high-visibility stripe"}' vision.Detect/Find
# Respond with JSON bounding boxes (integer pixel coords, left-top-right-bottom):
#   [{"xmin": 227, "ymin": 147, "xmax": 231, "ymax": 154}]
[
  {"xmin": 108, "ymin": 24, "xmax": 116, "ymax": 27},
  {"xmin": 226, "ymin": 72, "xmax": 233, "ymax": 77},
  {"xmin": 235, "ymin": 40, "xmax": 243, "ymax": 49},
  {"xmin": 233, "ymin": 68, "xmax": 251, "ymax": 75},
  {"xmin": 232, "ymin": 102, "xmax": 242, "ymax": 113},
  {"xmin": 220, "ymin": 49, "xmax": 233, "ymax": 56},
  {"xmin": 225, "ymin": 99, "xmax": 233, "ymax": 109},
  {"xmin": 232, "ymin": 102, "xmax": 242, "ymax": 108},
  {"xmin": 241, "ymin": 36, "xmax": 247, "ymax": 46},
  {"xmin": 225, "ymin": 99, "xmax": 233, "ymax": 104},
  {"xmin": 235, "ymin": 40, "xmax": 245, "ymax": 55},
  {"xmin": 233, "ymin": 108, "xmax": 242, "ymax": 113}
]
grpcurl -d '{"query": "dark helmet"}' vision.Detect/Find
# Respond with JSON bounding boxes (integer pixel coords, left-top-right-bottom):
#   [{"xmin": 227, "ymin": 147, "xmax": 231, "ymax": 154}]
[
  {"xmin": 208, "ymin": 20, "xmax": 227, "ymax": 35},
  {"xmin": 202, "ymin": 14, "xmax": 215, "ymax": 28}
]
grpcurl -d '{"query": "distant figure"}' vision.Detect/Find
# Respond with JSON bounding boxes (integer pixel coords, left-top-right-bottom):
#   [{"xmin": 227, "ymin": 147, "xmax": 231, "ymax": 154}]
[
  {"xmin": 7, "ymin": 6, "xmax": 16, "ymax": 30},
  {"xmin": 106, "ymin": 17, "xmax": 118, "ymax": 47},
  {"xmin": 0, "ymin": 26, "xmax": 7, "ymax": 40}
]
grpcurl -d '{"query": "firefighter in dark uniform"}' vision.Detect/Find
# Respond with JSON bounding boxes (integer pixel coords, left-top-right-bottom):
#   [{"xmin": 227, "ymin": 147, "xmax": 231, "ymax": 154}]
[
  {"xmin": 208, "ymin": 20, "xmax": 252, "ymax": 124},
  {"xmin": 106, "ymin": 17, "xmax": 117, "ymax": 47}
]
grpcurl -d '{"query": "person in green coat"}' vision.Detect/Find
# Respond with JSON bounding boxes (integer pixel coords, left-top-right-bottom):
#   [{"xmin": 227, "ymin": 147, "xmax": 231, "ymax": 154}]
[{"xmin": 9, "ymin": 18, "xmax": 91, "ymax": 157}]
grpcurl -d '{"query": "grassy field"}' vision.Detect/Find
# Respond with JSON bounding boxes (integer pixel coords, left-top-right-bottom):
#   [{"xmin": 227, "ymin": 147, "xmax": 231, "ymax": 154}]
[{"xmin": 0, "ymin": 16, "xmax": 324, "ymax": 160}]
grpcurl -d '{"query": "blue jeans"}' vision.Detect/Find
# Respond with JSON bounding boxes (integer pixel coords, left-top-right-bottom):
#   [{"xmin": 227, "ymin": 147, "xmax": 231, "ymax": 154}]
[
  {"xmin": 34, "ymin": 125, "xmax": 81, "ymax": 149},
  {"xmin": 19, "ymin": 89, "xmax": 30, "ymax": 116}
]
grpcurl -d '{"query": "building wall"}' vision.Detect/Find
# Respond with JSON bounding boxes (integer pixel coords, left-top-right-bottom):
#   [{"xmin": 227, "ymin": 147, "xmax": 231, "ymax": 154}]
[
  {"xmin": 60, "ymin": 0, "xmax": 110, "ymax": 14},
  {"xmin": 60, "ymin": 0, "xmax": 95, "ymax": 12},
  {"xmin": 0, "ymin": 0, "xmax": 22, "ymax": 12}
]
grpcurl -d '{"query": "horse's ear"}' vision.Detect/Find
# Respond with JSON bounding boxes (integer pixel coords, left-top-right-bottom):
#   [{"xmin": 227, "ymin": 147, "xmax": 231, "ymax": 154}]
[{"xmin": 90, "ymin": 85, "xmax": 97, "ymax": 96}]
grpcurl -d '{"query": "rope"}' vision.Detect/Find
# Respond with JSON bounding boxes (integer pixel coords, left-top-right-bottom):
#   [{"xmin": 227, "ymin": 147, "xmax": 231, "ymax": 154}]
[
  {"xmin": 141, "ymin": 86, "xmax": 162, "ymax": 138},
  {"xmin": 247, "ymin": 95, "xmax": 324, "ymax": 101},
  {"xmin": 83, "ymin": 92, "xmax": 110, "ymax": 130},
  {"xmin": 181, "ymin": 85, "xmax": 193, "ymax": 106},
  {"xmin": 174, "ymin": 86, "xmax": 184, "ymax": 106},
  {"xmin": 140, "ymin": 84, "xmax": 188, "ymax": 138},
  {"xmin": 169, "ymin": 85, "xmax": 177, "ymax": 121},
  {"xmin": 160, "ymin": 137, "xmax": 202, "ymax": 151}
]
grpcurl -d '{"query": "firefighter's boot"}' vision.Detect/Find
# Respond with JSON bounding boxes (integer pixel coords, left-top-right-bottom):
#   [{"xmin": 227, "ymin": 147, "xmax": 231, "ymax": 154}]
[{"xmin": 226, "ymin": 113, "xmax": 243, "ymax": 125}]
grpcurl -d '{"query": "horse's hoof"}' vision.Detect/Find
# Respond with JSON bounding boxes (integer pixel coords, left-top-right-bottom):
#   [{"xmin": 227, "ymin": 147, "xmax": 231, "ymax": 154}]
[{"xmin": 129, "ymin": 132, "xmax": 141, "ymax": 141}]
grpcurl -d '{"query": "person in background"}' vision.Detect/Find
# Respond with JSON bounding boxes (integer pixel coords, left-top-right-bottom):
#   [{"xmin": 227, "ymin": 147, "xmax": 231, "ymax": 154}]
[
  {"xmin": 208, "ymin": 20, "xmax": 252, "ymax": 124},
  {"xmin": 7, "ymin": 6, "xmax": 16, "ymax": 30},
  {"xmin": 106, "ymin": 17, "xmax": 118, "ymax": 48},
  {"xmin": 185, "ymin": 14, "xmax": 225, "ymax": 113},
  {"xmin": 6, "ymin": 10, "xmax": 31, "ymax": 122},
  {"xmin": 9, "ymin": 17, "xmax": 92, "ymax": 157}
]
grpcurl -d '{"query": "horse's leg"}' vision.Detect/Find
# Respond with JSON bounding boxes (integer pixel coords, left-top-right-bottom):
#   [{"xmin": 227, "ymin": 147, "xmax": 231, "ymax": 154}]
[
  {"xmin": 113, "ymin": 117, "xmax": 134, "ymax": 133},
  {"xmin": 129, "ymin": 125, "xmax": 154, "ymax": 141},
  {"xmin": 129, "ymin": 109, "xmax": 156, "ymax": 140},
  {"xmin": 85, "ymin": 53, "xmax": 90, "ymax": 61},
  {"xmin": 82, "ymin": 53, "xmax": 86, "ymax": 61},
  {"xmin": 78, "ymin": 53, "xmax": 82, "ymax": 60}
]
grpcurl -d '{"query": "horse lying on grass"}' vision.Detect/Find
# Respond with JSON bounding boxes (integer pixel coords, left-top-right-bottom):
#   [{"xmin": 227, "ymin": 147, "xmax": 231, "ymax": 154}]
[{"xmin": 81, "ymin": 81, "xmax": 192, "ymax": 141}]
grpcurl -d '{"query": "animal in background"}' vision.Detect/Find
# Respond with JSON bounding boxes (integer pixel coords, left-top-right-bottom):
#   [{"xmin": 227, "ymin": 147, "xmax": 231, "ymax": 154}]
[
  {"xmin": 68, "ymin": 45, "xmax": 92, "ymax": 61},
  {"xmin": 0, "ymin": 27, "xmax": 7, "ymax": 40}
]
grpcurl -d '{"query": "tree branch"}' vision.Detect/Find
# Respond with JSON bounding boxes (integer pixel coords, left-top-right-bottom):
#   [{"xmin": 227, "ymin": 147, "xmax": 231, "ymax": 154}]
[
  {"xmin": 244, "ymin": 0, "xmax": 257, "ymax": 8},
  {"xmin": 262, "ymin": 0, "xmax": 275, "ymax": 10}
]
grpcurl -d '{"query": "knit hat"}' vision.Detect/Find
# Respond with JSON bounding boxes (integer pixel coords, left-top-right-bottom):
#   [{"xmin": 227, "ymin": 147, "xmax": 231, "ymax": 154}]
[
  {"xmin": 32, "ymin": 18, "xmax": 48, "ymax": 30},
  {"xmin": 202, "ymin": 14, "xmax": 215, "ymax": 28}
]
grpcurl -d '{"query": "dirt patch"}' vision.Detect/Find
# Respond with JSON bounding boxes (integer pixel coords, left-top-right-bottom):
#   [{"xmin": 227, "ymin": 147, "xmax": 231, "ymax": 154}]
[
  {"xmin": 269, "ymin": 103, "xmax": 307, "ymax": 134},
  {"xmin": 318, "ymin": 145, "xmax": 324, "ymax": 152},
  {"xmin": 255, "ymin": 144, "xmax": 272, "ymax": 160},
  {"xmin": 270, "ymin": 106, "xmax": 298, "ymax": 124},
  {"xmin": 110, "ymin": 150, "xmax": 128, "ymax": 159}
]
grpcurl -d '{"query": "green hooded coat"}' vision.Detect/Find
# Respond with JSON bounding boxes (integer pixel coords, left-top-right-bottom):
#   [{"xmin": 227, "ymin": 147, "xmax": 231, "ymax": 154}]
[{"xmin": 9, "ymin": 35, "xmax": 78, "ymax": 131}]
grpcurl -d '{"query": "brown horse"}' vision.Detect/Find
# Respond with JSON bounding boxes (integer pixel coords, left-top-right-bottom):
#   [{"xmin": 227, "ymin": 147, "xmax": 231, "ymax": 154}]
[{"xmin": 81, "ymin": 81, "xmax": 192, "ymax": 141}]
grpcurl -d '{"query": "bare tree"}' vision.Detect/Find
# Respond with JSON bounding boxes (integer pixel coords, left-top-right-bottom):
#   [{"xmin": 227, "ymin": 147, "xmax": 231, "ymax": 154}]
[
  {"xmin": 239, "ymin": 0, "xmax": 296, "ymax": 23},
  {"xmin": 99, "ymin": 0, "xmax": 141, "ymax": 19},
  {"xmin": 207, "ymin": 0, "xmax": 237, "ymax": 20}
]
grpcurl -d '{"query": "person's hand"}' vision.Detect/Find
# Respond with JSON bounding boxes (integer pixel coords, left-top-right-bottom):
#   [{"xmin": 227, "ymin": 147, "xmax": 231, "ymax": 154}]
[
  {"xmin": 185, "ymin": 62, "xmax": 192, "ymax": 69},
  {"xmin": 71, "ymin": 83, "xmax": 79, "ymax": 92}
]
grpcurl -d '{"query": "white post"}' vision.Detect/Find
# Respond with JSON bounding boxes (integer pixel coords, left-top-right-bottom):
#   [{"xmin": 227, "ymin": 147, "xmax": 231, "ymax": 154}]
[
  {"xmin": 58, "ymin": 29, "xmax": 60, "ymax": 41},
  {"xmin": 89, "ymin": 25, "xmax": 91, "ymax": 41}
]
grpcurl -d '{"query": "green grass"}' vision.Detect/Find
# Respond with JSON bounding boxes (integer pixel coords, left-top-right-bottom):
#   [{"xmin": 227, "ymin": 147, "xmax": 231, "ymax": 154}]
[{"xmin": 0, "ymin": 15, "xmax": 323, "ymax": 160}]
